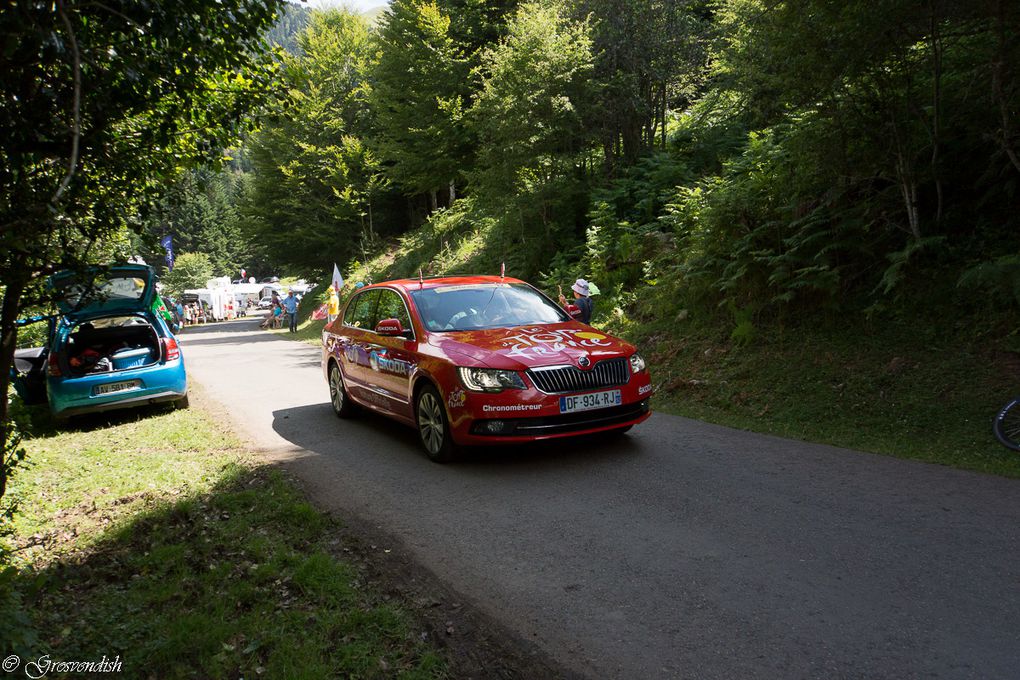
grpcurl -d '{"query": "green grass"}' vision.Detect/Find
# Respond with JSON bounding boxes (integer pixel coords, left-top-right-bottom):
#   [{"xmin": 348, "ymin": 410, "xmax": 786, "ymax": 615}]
[
  {"xmin": 270, "ymin": 313, "xmax": 329, "ymax": 345},
  {"xmin": 634, "ymin": 314, "xmax": 1020, "ymax": 478},
  {"xmin": 3, "ymin": 393, "xmax": 446, "ymax": 677}
]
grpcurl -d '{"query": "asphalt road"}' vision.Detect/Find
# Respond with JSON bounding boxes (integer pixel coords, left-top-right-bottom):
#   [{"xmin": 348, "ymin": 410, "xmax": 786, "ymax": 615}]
[{"xmin": 182, "ymin": 317, "xmax": 1020, "ymax": 679}]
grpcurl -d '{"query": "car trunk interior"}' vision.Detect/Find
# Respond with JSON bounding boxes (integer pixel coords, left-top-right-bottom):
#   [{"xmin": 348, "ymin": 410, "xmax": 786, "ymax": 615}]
[{"xmin": 64, "ymin": 315, "xmax": 161, "ymax": 376}]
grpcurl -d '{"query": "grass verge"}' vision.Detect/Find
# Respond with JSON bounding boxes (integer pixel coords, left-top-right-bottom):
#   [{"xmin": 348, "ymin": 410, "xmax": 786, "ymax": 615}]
[
  {"xmin": 269, "ymin": 314, "xmax": 328, "ymax": 345},
  {"xmin": 1, "ymin": 390, "xmax": 445, "ymax": 678},
  {"xmin": 634, "ymin": 314, "xmax": 1020, "ymax": 478}
]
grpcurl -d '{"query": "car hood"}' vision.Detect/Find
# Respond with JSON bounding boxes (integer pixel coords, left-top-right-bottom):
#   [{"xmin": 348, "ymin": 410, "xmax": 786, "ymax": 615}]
[
  {"xmin": 49, "ymin": 264, "xmax": 157, "ymax": 318},
  {"xmin": 428, "ymin": 322, "xmax": 635, "ymax": 370}
]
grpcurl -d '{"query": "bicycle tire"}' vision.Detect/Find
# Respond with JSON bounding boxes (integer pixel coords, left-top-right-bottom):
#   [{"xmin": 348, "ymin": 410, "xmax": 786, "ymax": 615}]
[{"xmin": 993, "ymin": 397, "xmax": 1020, "ymax": 451}]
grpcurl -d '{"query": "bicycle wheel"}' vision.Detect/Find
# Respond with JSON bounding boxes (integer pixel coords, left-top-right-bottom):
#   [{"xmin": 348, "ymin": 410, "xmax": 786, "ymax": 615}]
[{"xmin": 993, "ymin": 397, "xmax": 1020, "ymax": 451}]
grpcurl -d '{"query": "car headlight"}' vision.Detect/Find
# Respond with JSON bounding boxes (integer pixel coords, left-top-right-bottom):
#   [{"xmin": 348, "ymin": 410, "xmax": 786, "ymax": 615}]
[
  {"xmin": 457, "ymin": 367, "xmax": 526, "ymax": 392},
  {"xmin": 629, "ymin": 353, "xmax": 647, "ymax": 374}
]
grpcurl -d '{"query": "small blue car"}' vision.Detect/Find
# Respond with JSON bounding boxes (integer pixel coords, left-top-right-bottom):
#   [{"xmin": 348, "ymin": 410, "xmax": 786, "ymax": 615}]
[{"xmin": 14, "ymin": 264, "xmax": 188, "ymax": 421}]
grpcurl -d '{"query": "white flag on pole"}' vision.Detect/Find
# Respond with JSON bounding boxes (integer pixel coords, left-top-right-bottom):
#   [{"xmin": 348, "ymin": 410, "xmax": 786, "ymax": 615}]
[{"xmin": 331, "ymin": 263, "xmax": 344, "ymax": 291}]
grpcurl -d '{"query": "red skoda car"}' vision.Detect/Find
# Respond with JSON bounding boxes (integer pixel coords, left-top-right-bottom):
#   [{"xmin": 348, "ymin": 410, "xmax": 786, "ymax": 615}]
[{"xmin": 321, "ymin": 276, "xmax": 652, "ymax": 461}]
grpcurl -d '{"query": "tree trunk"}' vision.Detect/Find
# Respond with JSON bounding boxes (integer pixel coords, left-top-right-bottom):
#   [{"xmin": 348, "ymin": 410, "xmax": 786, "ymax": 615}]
[
  {"xmin": 929, "ymin": 1, "xmax": 944, "ymax": 225},
  {"xmin": 602, "ymin": 137, "xmax": 616, "ymax": 177},
  {"xmin": 449, "ymin": 181, "xmax": 456, "ymax": 204},
  {"xmin": 896, "ymin": 153, "xmax": 922, "ymax": 241},
  {"xmin": 660, "ymin": 81, "xmax": 668, "ymax": 150},
  {"xmin": 622, "ymin": 119, "xmax": 642, "ymax": 165},
  {"xmin": 992, "ymin": 0, "xmax": 1020, "ymax": 175},
  {"xmin": 0, "ymin": 273, "xmax": 28, "ymax": 503},
  {"xmin": 429, "ymin": 189, "xmax": 438, "ymax": 213}
]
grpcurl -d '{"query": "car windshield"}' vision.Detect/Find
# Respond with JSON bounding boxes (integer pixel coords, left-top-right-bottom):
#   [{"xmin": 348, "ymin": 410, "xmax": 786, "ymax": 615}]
[
  {"xmin": 56, "ymin": 274, "xmax": 148, "ymax": 309},
  {"xmin": 85, "ymin": 315, "xmax": 152, "ymax": 329},
  {"xmin": 409, "ymin": 283, "xmax": 568, "ymax": 332}
]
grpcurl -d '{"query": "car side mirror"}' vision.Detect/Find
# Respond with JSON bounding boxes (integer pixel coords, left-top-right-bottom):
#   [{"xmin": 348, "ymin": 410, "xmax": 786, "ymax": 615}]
[
  {"xmin": 375, "ymin": 318, "xmax": 409, "ymax": 337},
  {"xmin": 565, "ymin": 304, "xmax": 582, "ymax": 319}
]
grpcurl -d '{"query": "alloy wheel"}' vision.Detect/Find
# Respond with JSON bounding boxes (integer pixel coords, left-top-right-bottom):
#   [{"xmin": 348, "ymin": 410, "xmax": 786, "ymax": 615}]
[
  {"xmin": 329, "ymin": 364, "xmax": 346, "ymax": 416},
  {"xmin": 418, "ymin": 391, "xmax": 444, "ymax": 455}
]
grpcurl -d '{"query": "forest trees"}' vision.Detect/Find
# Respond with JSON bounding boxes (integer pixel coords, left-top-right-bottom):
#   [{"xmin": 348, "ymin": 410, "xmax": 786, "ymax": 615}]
[
  {"xmin": 243, "ymin": 10, "xmax": 393, "ymax": 278},
  {"xmin": 0, "ymin": 0, "xmax": 284, "ymax": 502},
  {"xmin": 371, "ymin": 0, "xmax": 474, "ymax": 209},
  {"xmin": 471, "ymin": 3, "xmax": 595, "ymax": 209},
  {"xmin": 108, "ymin": 0, "xmax": 1020, "ymax": 325},
  {"xmin": 162, "ymin": 253, "xmax": 214, "ymax": 298},
  {"xmin": 664, "ymin": 0, "xmax": 1020, "ymax": 310},
  {"xmin": 573, "ymin": 0, "xmax": 713, "ymax": 171},
  {"xmin": 141, "ymin": 170, "xmax": 251, "ymax": 277}
]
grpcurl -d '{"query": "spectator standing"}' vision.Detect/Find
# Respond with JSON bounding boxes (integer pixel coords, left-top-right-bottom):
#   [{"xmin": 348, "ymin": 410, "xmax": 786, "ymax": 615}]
[
  {"xmin": 559, "ymin": 278, "xmax": 594, "ymax": 324},
  {"xmin": 282, "ymin": 289, "xmax": 299, "ymax": 333},
  {"xmin": 327, "ymin": 286, "xmax": 340, "ymax": 324}
]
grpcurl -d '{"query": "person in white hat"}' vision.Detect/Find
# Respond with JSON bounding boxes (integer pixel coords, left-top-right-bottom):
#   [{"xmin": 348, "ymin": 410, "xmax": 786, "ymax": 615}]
[{"xmin": 558, "ymin": 278, "xmax": 595, "ymax": 324}]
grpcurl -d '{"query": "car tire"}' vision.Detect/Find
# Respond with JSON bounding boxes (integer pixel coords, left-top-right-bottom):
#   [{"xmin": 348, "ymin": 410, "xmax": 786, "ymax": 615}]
[
  {"xmin": 175, "ymin": 394, "xmax": 190, "ymax": 410},
  {"xmin": 415, "ymin": 384, "xmax": 457, "ymax": 463},
  {"xmin": 328, "ymin": 361, "xmax": 356, "ymax": 418}
]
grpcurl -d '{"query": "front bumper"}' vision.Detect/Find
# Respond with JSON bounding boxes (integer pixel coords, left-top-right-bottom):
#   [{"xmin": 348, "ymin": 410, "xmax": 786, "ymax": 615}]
[
  {"xmin": 446, "ymin": 371, "xmax": 653, "ymax": 445},
  {"xmin": 469, "ymin": 399, "xmax": 650, "ymax": 438}
]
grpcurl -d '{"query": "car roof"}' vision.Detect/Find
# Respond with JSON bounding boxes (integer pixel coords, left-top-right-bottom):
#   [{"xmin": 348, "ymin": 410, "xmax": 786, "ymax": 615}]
[{"xmin": 368, "ymin": 275, "xmax": 528, "ymax": 294}]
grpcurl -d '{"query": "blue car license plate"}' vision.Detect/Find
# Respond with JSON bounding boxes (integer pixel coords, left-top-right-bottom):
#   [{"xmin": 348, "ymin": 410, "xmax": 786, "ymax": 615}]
[
  {"xmin": 559, "ymin": 389, "xmax": 622, "ymax": 414},
  {"xmin": 93, "ymin": 380, "xmax": 140, "ymax": 396}
]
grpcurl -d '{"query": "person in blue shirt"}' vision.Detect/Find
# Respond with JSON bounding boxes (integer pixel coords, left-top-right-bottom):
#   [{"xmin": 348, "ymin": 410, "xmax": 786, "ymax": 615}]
[{"xmin": 282, "ymin": 290, "xmax": 299, "ymax": 333}]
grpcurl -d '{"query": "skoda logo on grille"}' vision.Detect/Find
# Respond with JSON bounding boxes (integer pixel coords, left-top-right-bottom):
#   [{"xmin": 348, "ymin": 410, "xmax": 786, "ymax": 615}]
[{"xmin": 578, "ymin": 355, "xmax": 591, "ymax": 368}]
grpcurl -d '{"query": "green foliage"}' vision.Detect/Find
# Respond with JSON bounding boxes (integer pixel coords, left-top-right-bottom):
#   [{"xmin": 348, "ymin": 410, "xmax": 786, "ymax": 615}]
[
  {"xmin": 162, "ymin": 253, "xmax": 214, "ymax": 297},
  {"xmin": 876, "ymin": 236, "xmax": 948, "ymax": 296},
  {"xmin": 0, "ymin": 0, "xmax": 286, "ymax": 506},
  {"xmin": 958, "ymin": 255, "xmax": 1020, "ymax": 309},
  {"xmin": 1, "ymin": 401, "xmax": 26, "ymax": 548},
  {"xmin": 0, "ymin": 0, "xmax": 285, "ymax": 291},
  {"xmin": 267, "ymin": 2, "xmax": 313, "ymax": 54},
  {"xmin": 582, "ymin": 153, "xmax": 692, "ymax": 293},
  {"xmin": 573, "ymin": 0, "xmax": 713, "ymax": 167},
  {"xmin": 471, "ymin": 1, "xmax": 596, "ymax": 198},
  {"xmin": 1, "ymin": 400, "xmax": 35, "ymax": 657},
  {"xmin": 140, "ymin": 169, "xmax": 252, "ymax": 278},
  {"xmin": 372, "ymin": 0, "xmax": 474, "ymax": 196},
  {"xmin": 242, "ymin": 9, "xmax": 396, "ymax": 279},
  {"xmin": 0, "ymin": 560, "xmax": 41, "ymax": 658}
]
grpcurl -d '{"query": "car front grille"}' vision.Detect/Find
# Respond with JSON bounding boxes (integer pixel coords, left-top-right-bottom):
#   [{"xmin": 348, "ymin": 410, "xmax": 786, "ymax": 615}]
[{"xmin": 527, "ymin": 357, "xmax": 630, "ymax": 394}]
